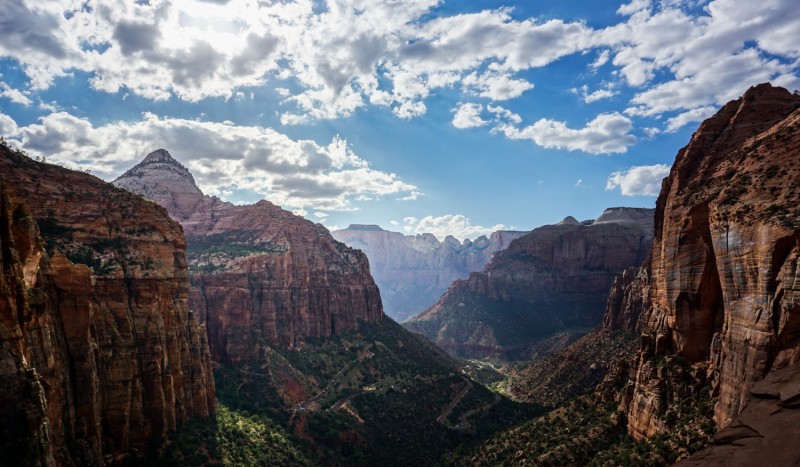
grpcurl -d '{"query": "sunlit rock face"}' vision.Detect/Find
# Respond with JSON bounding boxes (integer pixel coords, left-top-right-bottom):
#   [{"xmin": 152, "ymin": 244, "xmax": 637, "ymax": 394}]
[
  {"xmin": 0, "ymin": 146, "xmax": 215, "ymax": 465},
  {"xmin": 332, "ymin": 224, "xmax": 527, "ymax": 321},
  {"xmin": 405, "ymin": 207, "xmax": 654, "ymax": 361},
  {"xmin": 610, "ymin": 84, "xmax": 800, "ymax": 440},
  {"xmin": 114, "ymin": 150, "xmax": 383, "ymax": 364}
]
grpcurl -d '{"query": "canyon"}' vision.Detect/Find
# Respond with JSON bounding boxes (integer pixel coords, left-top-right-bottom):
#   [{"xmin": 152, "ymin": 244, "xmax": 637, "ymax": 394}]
[
  {"xmin": 113, "ymin": 150, "xmax": 384, "ymax": 364},
  {"xmin": 332, "ymin": 224, "xmax": 526, "ymax": 321},
  {"xmin": 600, "ymin": 83, "xmax": 800, "ymax": 461},
  {"xmin": 0, "ymin": 145, "xmax": 215, "ymax": 465},
  {"xmin": 406, "ymin": 207, "xmax": 654, "ymax": 360}
]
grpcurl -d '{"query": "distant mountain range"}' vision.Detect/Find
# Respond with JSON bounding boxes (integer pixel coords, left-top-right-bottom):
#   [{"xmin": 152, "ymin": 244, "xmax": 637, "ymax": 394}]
[{"xmin": 332, "ymin": 225, "xmax": 526, "ymax": 321}]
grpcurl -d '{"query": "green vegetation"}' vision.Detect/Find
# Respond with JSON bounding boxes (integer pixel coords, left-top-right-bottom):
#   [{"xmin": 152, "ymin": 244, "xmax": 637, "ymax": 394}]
[
  {"xmin": 186, "ymin": 230, "xmax": 288, "ymax": 273},
  {"xmin": 204, "ymin": 319, "xmax": 539, "ymax": 466},
  {"xmin": 141, "ymin": 403, "xmax": 311, "ymax": 466}
]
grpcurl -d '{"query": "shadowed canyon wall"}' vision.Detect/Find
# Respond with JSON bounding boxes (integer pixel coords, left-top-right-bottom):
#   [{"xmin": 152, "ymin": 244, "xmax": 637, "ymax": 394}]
[{"xmin": 0, "ymin": 146, "xmax": 215, "ymax": 466}]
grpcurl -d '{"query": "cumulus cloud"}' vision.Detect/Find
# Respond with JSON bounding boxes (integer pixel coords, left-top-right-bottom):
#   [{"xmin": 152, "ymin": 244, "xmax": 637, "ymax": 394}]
[
  {"xmin": 665, "ymin": 106, "xmax": 717, "ymax": 132},
  {"xmin": 0, "ymin": 0, "xmax": 798, "ymax": 132},
  {"xmin": 452, "ymin": 103, "xmax": 487, "ymax": 129},
  {"xmin": 610, "ymin": 0, "xmax": 800, "ymax": 123},
  {"xmin": 2, "ymin": 111, "xmax": 416, "ymax": 211},
  {"xmin": 571, "ymin": 84, "xmax": 618, "ymax": 103},
  {"xmin": 497, "ymin": 112, "xmax": 636, "ymax": 154},
  {"xmin": 0, "ymin": 83, "xmax": 32, "ymax": 106},
  {"xmin": 403, "ymin": 214, "xmax": 505, "ymax": 241},
  {"xmin": 606, "ymin": 164, "xmax": 670, "ymax": 196}
]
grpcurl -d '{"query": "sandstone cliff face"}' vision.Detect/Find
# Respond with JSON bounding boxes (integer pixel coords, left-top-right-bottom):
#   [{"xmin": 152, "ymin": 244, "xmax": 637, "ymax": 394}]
[
  {"xmin": 331, "ymin": 225, "xmax": 526, "ymax": 321},
  {"xmin": 405, "ymin": 208, "xmax": 654, "ymax": 360},
  {"xmin": 616, "ymin": 83, "xmax": 800, "ymax": 440},
  {"xmin": 113, "ymin": 150, "xmax": 383, "ymax": 364},
  {"xmin": 0, "ymin": 146, "xmax": 214, "ymax": 465}
]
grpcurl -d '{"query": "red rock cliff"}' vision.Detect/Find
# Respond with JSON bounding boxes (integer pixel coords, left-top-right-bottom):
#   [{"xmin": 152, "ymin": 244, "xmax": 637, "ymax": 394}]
[
  {"xmin": 406, "ymin": 208, "xmax": 654, "ymax": 360},
  {"xmin": 618, "ymin": 83, "xmax": 800, "ymax": 439},
  {"xmin": 0, "ymin": 146, "xmax": 215, "ymax": 465},
  {"xmin": 113, "ymin": 150, "xmax": 383, "ymax": 364}
]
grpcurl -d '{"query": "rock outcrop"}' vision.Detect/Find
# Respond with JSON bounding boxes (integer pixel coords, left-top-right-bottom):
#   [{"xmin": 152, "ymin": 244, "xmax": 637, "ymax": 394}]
[
  {"xmin": 0, "ymin": 146, "xmax": 215, "ymax": 465},
  {"xmin": 113, "ymin": 150, "xmax": 383, "ymax": 364},
  {"xmin": 331, "ymin": 225, "xmax": 526, "ymax": 321},
  {"xmin": 405, "ymin": 208, "xmax": 654, "ymax": 360},
  {"xmin": 612, "ymin": 83, "xmax": 800, "ymax": 441}
]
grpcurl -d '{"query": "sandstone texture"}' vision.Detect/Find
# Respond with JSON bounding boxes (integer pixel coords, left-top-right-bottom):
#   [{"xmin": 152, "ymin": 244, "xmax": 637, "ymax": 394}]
[
  {"xmin": 613, "ymin": 83, "xmax": 800, "ymax": 440},
  {"xmin": 332, "ymin": 224, "xmax": 526, "ymax": 321},
  {"xmin": 405, "ymin": 207, "xmax": 654, "ymax": 360},
  {"xmin": 677, "ymin": 362, "xmax": 800, "ymax": 466},
  {"xmin": 114, "ymin": 150, "xmax": 383, "ymax": 364},
  {"xmin": 0, "ymin": 146, "xmax": 215, "ymax": 465}
]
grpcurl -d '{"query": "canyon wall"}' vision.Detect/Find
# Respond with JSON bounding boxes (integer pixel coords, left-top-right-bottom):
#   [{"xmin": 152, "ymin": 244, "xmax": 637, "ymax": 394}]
[
  {"xmin": 406, "ymin": 208, "xmax": 654, "ymax": 360},
  {"xmin": 332, "ymin": 224, "xmax": 526, "ymax": 321},
  {"xmin": 611, "ymin": 83, "xmax": 800, "ymax": 440},
  {"xmin": 0, "ymin": 146, "xmax": 215, "ymax": 465},
  {"xmin": 113, "ymin": 150, "xmax": 383, "ymax": 364}
]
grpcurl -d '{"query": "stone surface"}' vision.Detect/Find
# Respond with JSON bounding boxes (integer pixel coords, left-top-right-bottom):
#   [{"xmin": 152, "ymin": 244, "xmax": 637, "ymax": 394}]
[
  {"xmin": 332, "ymin": 225, "xmax": 527, "ymax": 321},
  {"xmin": 405, "ymin": 208, "xmax": 654, "ymax": 360},
  {"xmin": 114, "ymin": 150, "xmax": 383, "ymax": 364},
  {"xmin": 0, "ymin": 146, "xmax": 215, "ymax": 465},
  {"xmin": 678, "ymin": 363, "xmax": 800, "ymax": 466},
  {"xmin": 615, "ymin": 83, "xmax": 800, "ymax": 439}
]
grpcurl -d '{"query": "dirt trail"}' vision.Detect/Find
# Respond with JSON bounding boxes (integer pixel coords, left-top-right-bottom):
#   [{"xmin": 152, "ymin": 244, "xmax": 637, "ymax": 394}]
[{"xmin": 293, "ymin": 349, "xmax": 374, "ymax": 413}]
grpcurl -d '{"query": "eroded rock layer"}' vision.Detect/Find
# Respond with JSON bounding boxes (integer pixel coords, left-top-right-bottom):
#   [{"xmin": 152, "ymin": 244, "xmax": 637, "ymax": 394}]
[
  {"xmin": 405, "ymin": 208, "xmax": 654, "ymax": 360},
  {"xmin": 113, "ymin": 150, "xmax": 383, "ymax": 364},
  {"xmin": 0, "ymin": 146, "xmax": 215, "ymax": 466},
  {"xmin": 332, "ymin": 225, "xmax": 526, "ymax": 321},
  {"xmin": 616, "ymin": 83, "xmax": 800, "ymax": 440}
]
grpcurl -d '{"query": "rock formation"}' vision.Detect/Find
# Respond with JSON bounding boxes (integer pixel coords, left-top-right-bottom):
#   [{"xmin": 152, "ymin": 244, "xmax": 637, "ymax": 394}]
[
  {"xmin": 113, "ymin": 150, "xmax": 383, "ymax": 364},
  {"xmin": 405, "ymin": 207, "xmax": 654, "ymax": 360},
  {"xmin": 331, "ymin": 224, "xmax": 526, "ymax": 321},
  {"xmin": 610, "ymin": 83, "xmax": 800, "ymax": 441},
  {"xmin": 0, "ymin": 145, "xmax": 215, "ymax": 465}
]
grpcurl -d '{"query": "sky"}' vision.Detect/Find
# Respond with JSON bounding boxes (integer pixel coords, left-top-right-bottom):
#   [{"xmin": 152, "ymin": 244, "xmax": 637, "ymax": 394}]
[{"xmin": 0, "ymin": 0, "xmax": 799, "ymax": 240}]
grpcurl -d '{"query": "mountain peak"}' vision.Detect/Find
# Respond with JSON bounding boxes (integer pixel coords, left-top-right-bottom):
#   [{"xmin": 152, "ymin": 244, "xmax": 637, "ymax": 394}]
[
  {"xmin": 557, "ymin": 216, "xmax": 580, "ymax": 226},
  {"xmin": 141, "ymin": 148, "xmax": 180, "ymax": 165},
  {"xmin": 112, "ymin": 149, "xmax": 204, "ymax": 218}
]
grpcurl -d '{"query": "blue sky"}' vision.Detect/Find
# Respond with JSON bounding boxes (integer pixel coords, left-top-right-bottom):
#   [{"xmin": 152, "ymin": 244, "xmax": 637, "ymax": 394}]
[{"xmin": 0, "ymin": 0, "xmax": 798, "ymax": 239}]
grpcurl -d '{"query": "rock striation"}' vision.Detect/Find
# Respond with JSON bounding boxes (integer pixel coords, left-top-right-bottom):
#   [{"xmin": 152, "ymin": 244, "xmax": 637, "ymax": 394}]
[
  {"xmin": 332, "ymin": 225, "xmax": 526, "ymax": 321},
  {"xmin": 0, "ymin": 146, "xmax": 215, "ymax": 465},
  {"xmin": 113, "ymin": 150, "xmax": 383, "ymax": 364},
  {"xmin": 405, "ymin": 208, "xmax": 654, "ymax": 360},
  {"xmin": 610, "ymin": 83, "xmax": 800, "ymax": 441}
]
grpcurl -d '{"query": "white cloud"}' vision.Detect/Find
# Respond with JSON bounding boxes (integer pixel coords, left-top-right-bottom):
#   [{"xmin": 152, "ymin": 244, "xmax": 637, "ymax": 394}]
[
  {"xmin": 0, "ymin": 113, "xmax": 19, "ymax": 137},
  {"xmin": 574, "ymin": 179, "xmax": 583, "ymax": 187},
  {"xmin": 571, "ymin": 84, "xmax": 617, "ymax": 103},
  {"xmin": 452, "ymin": 103, "xmax": 487, "ymax": 129},
  {"xmin": 398, "ymin": 190, "xmax": 422, "ymax": 201},
  {"xmin": 404, "ymin": 214, "xmax": 504, "ymax": 241},
  {"xmin": 497, "ymin": 112, "xmax": 636, "ymax": 154},
  {"xmin": 606, "ymin": 164, "xmax": 670, "ymax": 196},
  {"xmin": 487, "ymin": 104, "xmax": 522, "ymax": 124},
  {"xmin": 4, "ymin": 111, "xmax": 416, "ymax": 211},
  {"xmin": 617, "ymin": 0, "xmax": 652, "ymax": 16},
  {"xmin": 665, "ymin": 106, "xmax": 717, "ymax": 132},
  {"xmin": 0, "ymin": 0, "xmax": 797, "ymax": 132},
  {"xmin": 462, "ymin": 71, "xmax": 533, "ymax": 100},
  {"xmin": 590, "ymin": 50, "xmax": 610, "ymax": 69},
  {"xmin": 609, "ymin": 0, "xmax": 800, "ymax": 124},
  {"xmin": 390, "ymin": 220, "xmax": 399, "ymax": 226},
  {"xmin": 0, "ymin": 83, "xmax": 32, "ymax": 106},
  {"xmin": 314, "ymin": 211, "xmax": 329, "ymax": 219}
]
